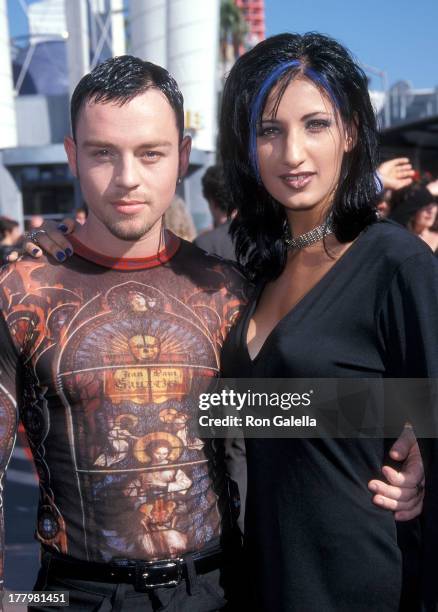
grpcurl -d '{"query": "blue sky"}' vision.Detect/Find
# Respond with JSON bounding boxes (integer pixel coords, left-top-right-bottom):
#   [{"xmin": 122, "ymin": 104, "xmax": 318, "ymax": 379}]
[
  {"xmin": 265, "ymin": 0, "xmax": 438, "ymax": 89},
  {"xmin": 8, "ymin": 0, "xmax": 438, "ymax": 89}
]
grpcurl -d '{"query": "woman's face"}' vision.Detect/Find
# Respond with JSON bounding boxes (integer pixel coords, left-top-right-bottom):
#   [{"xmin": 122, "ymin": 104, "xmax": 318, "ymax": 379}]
[
  {"xmin": 414, "ymin": 203, "xmax": 438, "ymax": 230},
  {"xmin": 256, "ymin": 76, "xmax": 351, "ymax": 216}
]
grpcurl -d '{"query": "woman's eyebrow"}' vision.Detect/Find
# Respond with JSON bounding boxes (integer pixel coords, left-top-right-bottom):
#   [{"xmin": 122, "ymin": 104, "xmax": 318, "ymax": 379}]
[
  {"xmin": 261, "ymin": 111, "xmax": 332, "ymax": 123},
  {"xmin": 301, "ymin": 111, "xmax": 332, "ymax": 120}
]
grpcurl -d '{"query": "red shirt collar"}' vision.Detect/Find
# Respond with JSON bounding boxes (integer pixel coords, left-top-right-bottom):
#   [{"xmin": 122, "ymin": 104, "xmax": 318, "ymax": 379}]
[{"xmin": 69, "ymin": 230, "xmax": 181, "ymax": 270}]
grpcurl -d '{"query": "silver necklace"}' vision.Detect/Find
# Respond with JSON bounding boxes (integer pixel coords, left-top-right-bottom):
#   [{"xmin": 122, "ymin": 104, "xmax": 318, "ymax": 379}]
[{"xmin": 284, "ymin": 221, "xmax": 334, "ymax": 250}]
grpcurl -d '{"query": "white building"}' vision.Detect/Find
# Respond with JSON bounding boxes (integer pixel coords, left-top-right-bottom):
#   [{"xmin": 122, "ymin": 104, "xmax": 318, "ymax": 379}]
[{"xmin": 28, "ymin": 0, "xmax": 67, "ymax": 42}]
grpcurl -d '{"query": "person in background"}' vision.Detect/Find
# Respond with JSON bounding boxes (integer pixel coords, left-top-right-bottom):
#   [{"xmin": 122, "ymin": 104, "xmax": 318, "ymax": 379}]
[
  {"xmin": 28, "ymin": 214, "xmax": 44, "ymax": 230},
  {"xmin": 426, "ymin": 178, "xmax": 438, "ymax": 199},
  {"xmin": 164, "ymin": 194, "xmax": 197, "ymax": 241},
  {"xmin": 374, "ymin": 157, "xmax": 415, "ymax": 218},
  {"xmin": 194, "ymin": 165, "xmax": 236, "ymax": 260},
  {"xmin": 376, "ymin": 188, "xmax": 393, "ymax": 217},
  {"xmin": 390, "ymin": 182, "xmax": 438, "ymax": 253},
  {"xmin": 0, "ymin": 216, "xmax": 21, "ymax": 266},
  {"xmin": 75, "ymin": 206, "xmax": 88, "ymax": 225}
]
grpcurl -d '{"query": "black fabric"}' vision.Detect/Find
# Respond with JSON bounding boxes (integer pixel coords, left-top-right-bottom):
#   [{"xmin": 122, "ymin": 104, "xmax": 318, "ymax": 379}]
[{"xmin": 221, "ymin": 219, "xmax": 438, "ymax": 612}]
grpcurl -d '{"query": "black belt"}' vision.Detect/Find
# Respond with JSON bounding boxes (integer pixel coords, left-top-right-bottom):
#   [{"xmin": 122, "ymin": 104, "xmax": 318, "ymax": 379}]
[{"xmin": 44, "ymin": 547, "xmax": 223, "ymax": 592}]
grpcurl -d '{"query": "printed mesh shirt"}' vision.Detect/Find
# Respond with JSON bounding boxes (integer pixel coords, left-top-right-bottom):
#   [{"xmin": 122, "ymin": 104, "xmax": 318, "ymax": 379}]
[{"xmin": 0, "ymin": 231, "xmax": 248, "ymax": 571}]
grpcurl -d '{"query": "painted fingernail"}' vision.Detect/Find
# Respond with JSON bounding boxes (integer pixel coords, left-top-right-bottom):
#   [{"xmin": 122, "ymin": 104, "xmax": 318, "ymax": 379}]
[
  {"xmin": 32, "ymin": 248, "xmax": 40, "ymax": 255},
  {"xmin": 58, "ymin": 224, "xmax": 68, "ymax": 233},
  {"xmin": 65, "ymin": 248, "xmax": 73, "ymax": 257},
  {"xmin": 56, "ymin": 251, "xmax": 66, "ymax": 261}
]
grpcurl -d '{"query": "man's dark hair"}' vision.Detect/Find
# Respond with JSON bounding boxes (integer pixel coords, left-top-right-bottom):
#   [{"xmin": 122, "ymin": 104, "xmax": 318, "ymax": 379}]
[
  {"xmin": 201, "ymin": 165, "xmax": 230, "ymax": 214},
  {"xmin": 220, "ymin": 32, "xmax": 379, "ymax": 281},
  {"xmin": 0, "ymin": 216, "xmax": 19, "ymax": 241},
  {"xmin": 70, "ymin": 55, "xmax": 185, "ymax": 141}
]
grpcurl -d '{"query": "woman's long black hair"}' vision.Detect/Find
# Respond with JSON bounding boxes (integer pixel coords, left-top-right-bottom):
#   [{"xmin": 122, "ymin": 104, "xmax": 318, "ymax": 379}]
[{"xmin": 219, "ymin": 32, "xmax": 379, "ymax": 281}]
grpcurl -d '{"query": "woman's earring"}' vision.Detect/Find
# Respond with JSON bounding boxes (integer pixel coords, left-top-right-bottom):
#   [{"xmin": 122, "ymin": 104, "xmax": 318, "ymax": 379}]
[{"xmin": 177, "ymin": 177, "xmax": 182, "ymax": 184}]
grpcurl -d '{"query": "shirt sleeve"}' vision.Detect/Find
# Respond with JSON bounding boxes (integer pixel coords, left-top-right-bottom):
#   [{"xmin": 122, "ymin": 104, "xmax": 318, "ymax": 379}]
[
  {"xmin": 0, "ymin": 312, "xmax": 20, "ymax": 589},
  {"xmin": 377, "ymin": 251, "xmax": 438, "ymax": 377},
  {"xmin": 377, "ymin": 251, "xmax": 438, "ymax": 606}
]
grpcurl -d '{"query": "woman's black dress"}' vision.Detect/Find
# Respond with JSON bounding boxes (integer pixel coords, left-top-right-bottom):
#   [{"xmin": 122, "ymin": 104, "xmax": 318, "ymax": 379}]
[{"xmin": 221, "ymin": 220, "xmax": 438, "ymax": 611}]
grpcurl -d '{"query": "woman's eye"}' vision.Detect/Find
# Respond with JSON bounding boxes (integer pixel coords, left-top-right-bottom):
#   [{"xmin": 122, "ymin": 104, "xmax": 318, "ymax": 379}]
[
  {"xmin": 258, "ymin": 126, "xmax": 280, "ymax": 137},
  {"xmin": 306, "ymin": 119, "xmax": 331, "ymax": 132}
]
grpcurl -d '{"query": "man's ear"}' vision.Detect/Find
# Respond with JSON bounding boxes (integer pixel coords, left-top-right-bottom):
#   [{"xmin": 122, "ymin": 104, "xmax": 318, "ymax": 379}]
[
  {"xmin": 178, "ymin": 135, "xmax": 192, "ymax": 180},
  {"xmin": 64, "ymin": 136, "xmax": 78, "ymax": 177}
]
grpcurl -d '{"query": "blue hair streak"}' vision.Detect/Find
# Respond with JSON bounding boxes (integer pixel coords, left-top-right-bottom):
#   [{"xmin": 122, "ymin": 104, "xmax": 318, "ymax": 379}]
[
  {"xmin": 249, "ymin": 62, "xmax": 340, "ymax": 180},
  {"xmin": 249, "ymin": 60, "xmax": 301, "ymax": 179}
]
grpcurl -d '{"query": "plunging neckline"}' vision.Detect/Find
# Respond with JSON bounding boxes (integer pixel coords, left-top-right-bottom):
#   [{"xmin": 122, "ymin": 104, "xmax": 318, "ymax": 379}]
[{"xmin": 244, "ymin": 228, "xmax": 369, "ymax": 363}]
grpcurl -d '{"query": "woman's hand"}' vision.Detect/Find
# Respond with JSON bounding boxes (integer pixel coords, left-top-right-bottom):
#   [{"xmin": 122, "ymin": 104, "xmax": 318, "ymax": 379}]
[
  {"xmin": 368, "ymin": 424, "xmax": 424, "ymax": 521},
  {"xmin": 8, "ymin": 218, "xmax": 76, "ymax": 262}
]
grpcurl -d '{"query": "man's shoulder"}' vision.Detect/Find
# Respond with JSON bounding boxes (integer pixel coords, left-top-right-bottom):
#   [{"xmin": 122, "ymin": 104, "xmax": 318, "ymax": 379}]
[
  {"xmin": 0, "ymin": 254, "xmax": 67, "ymax": 322},
  {"xmin": 0, "ymin": 254, "xmax": 52, "ymax": 292}
]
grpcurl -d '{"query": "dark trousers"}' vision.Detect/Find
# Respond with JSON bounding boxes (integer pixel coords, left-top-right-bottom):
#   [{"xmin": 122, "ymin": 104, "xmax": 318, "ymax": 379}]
[{"xmin": 29, "ymin": 549, "xmax": 245, "ymax": 612}]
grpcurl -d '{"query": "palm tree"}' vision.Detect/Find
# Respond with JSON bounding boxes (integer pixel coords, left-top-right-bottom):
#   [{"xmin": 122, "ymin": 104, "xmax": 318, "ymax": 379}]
[{"xmin": 220, "ymin": 0, "xmax": 248, "ymax": 63}]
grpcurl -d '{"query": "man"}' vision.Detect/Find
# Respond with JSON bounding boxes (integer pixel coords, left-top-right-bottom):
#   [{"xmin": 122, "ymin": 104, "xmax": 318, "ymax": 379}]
[
  {"xmin": 0, "ymin": 56, "xmax": 248, "ymax": 611},
  {"xmin": 194, "ymin": 165, "xmax": 236, "ymax": 261},
  {"xmin": 1, "ymin": 56, "xmax": 423, "ymax": 610},
  {"xmin": 0, "ymin": 216, "xmax": 21, "ymax": 265},
  {"xmin": 75, "ymin": 206, "xmax": 88, "ymax": 225}
]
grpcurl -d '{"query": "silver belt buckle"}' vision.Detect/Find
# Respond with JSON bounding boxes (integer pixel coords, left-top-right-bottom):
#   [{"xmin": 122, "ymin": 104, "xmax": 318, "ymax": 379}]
[{"xmin": 135, "ymin": 558, "xmax": 183, "ymax": 590}]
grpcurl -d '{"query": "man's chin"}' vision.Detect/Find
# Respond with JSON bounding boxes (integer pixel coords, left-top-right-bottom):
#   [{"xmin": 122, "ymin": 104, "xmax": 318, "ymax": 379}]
[{"xmin": 106, "ymin": 220, "xmax": 157, "ymax": 241}]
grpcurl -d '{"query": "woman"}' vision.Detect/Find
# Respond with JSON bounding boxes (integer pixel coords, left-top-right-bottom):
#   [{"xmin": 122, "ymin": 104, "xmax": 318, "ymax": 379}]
[
  {"xmin": 218, "ymin": 33, "xmax": 438, "ymax": 611},
  {"xmin": 390, "ymin": 183, "xmax": 438, "ymax": 253}
]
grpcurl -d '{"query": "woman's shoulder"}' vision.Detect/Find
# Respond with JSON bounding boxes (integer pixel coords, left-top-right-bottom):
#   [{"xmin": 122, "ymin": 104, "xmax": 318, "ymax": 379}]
[{"xmin": 362, "ymin": 218, "xmax": 436, "ymax": 267}]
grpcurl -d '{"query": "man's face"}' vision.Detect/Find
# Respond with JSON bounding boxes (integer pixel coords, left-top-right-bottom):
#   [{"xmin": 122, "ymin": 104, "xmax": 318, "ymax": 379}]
[
  {"xmin": 76, "ymin": 211, "xmax": 87, "ymax": 224},
  {"xmin": 65, "ymin": 89, "xmax": 191, "ymax": 241}
]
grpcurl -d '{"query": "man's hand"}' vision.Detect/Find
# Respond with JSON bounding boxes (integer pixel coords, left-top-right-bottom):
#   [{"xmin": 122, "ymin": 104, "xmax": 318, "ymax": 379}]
[
  {"xmin": 377, "ymin": 158, "xmax": 415, "ymax": 191},
  {"xmin": 368, "ymin": 425, "xmax": 424, "ymax": 521},
  {"xmin": 8, "ymin": 217, "xmax": 76, "ymax": 262}
]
